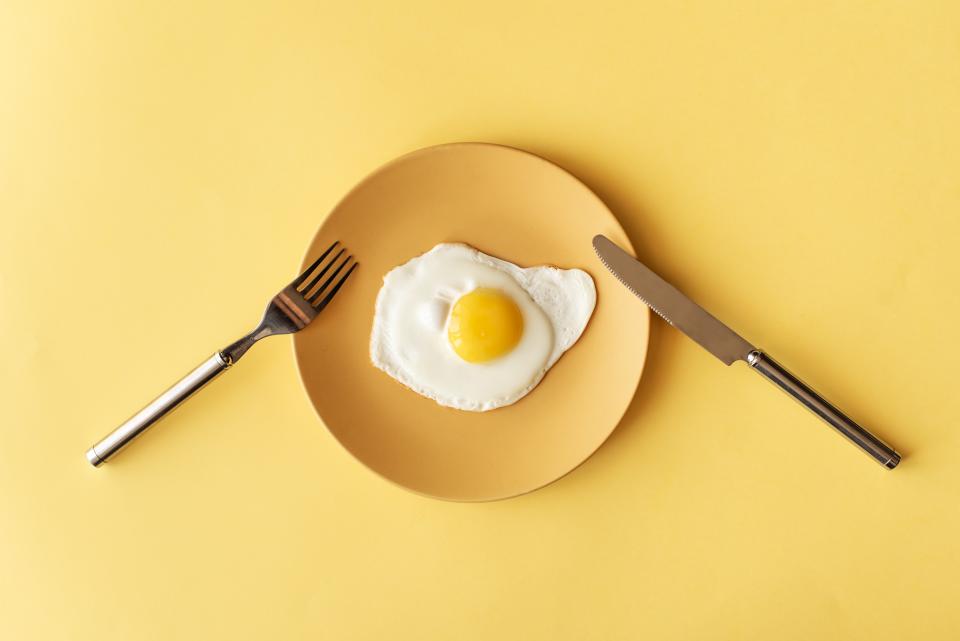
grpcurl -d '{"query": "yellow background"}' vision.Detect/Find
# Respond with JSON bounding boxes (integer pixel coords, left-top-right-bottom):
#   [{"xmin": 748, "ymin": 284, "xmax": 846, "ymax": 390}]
[{"xmin": 2, "ymin": 1, "xmax": 959, "ymax": 639}]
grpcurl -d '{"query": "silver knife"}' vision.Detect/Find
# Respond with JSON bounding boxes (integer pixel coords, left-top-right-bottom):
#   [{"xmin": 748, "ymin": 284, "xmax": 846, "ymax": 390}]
[{"xmin": 593, "ymin": 234, "xmax": 900, "ymax": 469}]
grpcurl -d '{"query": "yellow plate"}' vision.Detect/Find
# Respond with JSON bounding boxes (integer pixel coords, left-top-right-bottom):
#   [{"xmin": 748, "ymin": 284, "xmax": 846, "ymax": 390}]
[{"xmin": 294, "ymin": 143, "xmax": 649, "ymax": 501}]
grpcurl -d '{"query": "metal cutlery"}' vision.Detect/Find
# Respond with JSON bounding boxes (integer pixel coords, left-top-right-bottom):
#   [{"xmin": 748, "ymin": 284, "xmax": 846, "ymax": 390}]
[
  {"xmin": 86, "ymin": 241, "xmax": 357, "ymax": 467},
  {"xmin": 593, "ymin": 234, "xmax": 900, "ymax": 468}
]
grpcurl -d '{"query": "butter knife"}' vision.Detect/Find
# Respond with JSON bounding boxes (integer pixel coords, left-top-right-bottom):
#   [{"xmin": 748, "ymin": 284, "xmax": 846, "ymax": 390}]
[{"xmin": 593, "ymin": 234, "xmax": 900, "ymax": 468}]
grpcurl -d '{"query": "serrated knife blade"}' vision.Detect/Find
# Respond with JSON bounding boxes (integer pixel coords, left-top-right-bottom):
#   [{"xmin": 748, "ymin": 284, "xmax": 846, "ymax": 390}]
[
  {"xmin": 593, "ymin": 234, "xmax": 753, "ymax": 365},
  {"xmin": 592, "ymin": 234, "xmax": 901, "ymax": 469}
]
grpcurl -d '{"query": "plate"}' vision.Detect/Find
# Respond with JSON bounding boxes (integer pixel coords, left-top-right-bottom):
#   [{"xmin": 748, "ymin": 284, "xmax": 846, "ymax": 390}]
[{"xmin": 293, "ymin": 143, "xmax": 649, "ymax": 501}]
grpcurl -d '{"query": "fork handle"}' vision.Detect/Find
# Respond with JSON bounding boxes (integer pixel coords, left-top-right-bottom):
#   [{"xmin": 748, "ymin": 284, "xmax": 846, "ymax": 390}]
[{"xmin": 85, "ymin": 353, "xmax": 230, "ymax": 466}]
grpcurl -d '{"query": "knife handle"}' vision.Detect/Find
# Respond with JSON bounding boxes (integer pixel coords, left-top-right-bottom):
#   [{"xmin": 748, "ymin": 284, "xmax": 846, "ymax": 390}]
[{"xmin": 746, "ymin": 350, "xmax": 900, "ymax": 469}]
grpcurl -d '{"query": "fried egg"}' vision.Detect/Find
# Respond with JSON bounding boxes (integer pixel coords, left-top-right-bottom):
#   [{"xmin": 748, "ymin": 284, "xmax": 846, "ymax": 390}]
[{"xmin": 370, "ymin": 243, "xmax": 596, "ymax": 411}]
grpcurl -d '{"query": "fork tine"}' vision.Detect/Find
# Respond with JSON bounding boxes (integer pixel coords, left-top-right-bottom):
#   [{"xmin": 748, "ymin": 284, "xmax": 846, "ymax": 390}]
[
  {"xmin": 307, "ymin": 254, "xmax": 352, "ymax": 303},
  {"xmin": 313, "ymin": 260, "xmax": 358, "ymax": 311},
  {"xmin": 293, "ymin": 241, "xmax": 339, "ymax": 288},
  {"xmin": 299, "ymin": 248, "xmax": 345, "ymax": 296}
]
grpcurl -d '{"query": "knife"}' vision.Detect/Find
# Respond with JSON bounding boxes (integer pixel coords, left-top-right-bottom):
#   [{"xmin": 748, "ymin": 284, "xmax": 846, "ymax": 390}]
[{"xmin": 593, "ymin": 234, "xmax": 900, "ymax": 469}]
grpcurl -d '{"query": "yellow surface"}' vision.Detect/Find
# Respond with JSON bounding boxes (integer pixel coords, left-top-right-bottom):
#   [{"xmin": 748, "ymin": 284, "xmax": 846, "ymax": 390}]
[{"xmin": 1, "ymin": 1, "xmax": 959, "ymax": 639}]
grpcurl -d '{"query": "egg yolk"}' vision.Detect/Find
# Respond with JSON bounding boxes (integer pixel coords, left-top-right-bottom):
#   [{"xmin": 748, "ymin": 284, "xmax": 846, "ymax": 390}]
[{"xmin": 447, "ymin": 288, "xmax": 524, "ymax": 363}]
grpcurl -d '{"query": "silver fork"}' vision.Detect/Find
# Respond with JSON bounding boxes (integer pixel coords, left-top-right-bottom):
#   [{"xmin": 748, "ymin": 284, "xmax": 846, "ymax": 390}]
[{"xmin": 85, "ymin": 241, "xmax": 357, "ymax": 467}]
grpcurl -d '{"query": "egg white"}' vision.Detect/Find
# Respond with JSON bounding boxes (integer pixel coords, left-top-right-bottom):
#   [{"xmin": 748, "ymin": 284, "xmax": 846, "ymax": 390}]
[{"xmin": 370, "ymin": 243, "xmax": 596, "ymax": 411}]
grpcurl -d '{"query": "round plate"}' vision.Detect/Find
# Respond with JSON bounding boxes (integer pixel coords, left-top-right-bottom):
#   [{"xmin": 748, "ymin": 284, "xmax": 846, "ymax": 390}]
[{"xmin": 294, "ymin": 143, "xmax": 649, "ymax": 501}]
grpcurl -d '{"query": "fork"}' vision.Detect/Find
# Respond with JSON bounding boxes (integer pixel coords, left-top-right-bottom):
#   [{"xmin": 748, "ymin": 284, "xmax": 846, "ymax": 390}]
[{"xmin": 85, "ymin": 241, "xmax": 357, "ymax": 467}]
